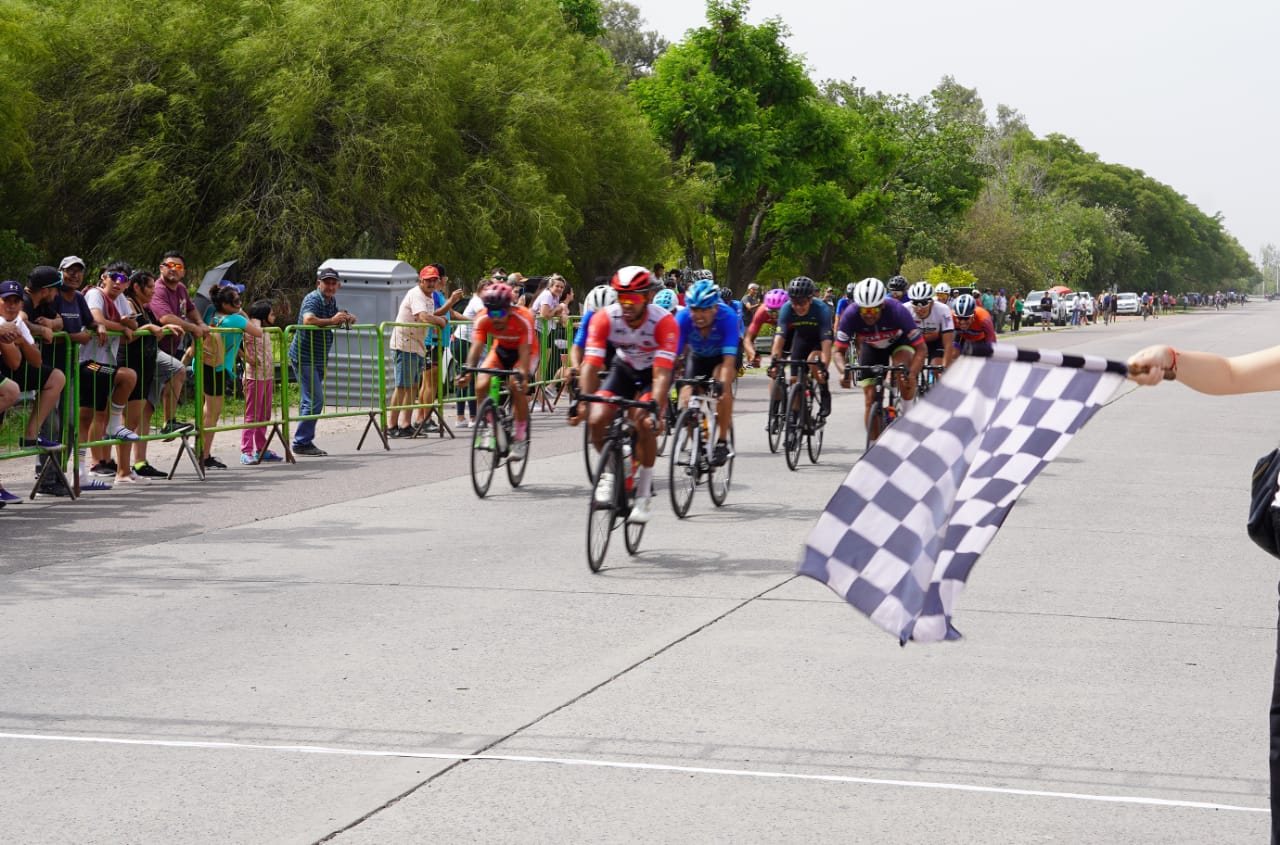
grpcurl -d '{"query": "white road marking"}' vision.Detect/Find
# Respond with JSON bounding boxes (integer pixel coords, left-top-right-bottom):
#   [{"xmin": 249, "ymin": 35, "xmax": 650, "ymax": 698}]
[{"xmin": 0, "ymin": 731, "xmax": 1265, "ymax": 814}]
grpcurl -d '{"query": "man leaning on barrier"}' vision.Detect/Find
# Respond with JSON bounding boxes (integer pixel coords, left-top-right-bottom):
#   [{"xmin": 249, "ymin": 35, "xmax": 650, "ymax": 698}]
[
  {"xmin": 289, "ymin": 266, "xmax": 356, "ymax": 457},
  {"xmin": 148, "ymin": 251, "xmax": 203, "ymax": 435}
]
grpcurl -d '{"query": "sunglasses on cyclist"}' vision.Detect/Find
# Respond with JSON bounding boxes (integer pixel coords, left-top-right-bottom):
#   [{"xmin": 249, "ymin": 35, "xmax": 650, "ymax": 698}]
[
  {"xmin": 162, "ymin": 261, "xmax": 184, "ymax": 271},
  {"xmin": 858, "ymin": 306, "xmax": 881, "ymax": 317},
  {"xmin": 616, "ymin": 292, "xmax": 647, "ymax": 306},
  {"xmin": 487, "ymin": 308, "xmax": 508, "ymax": 319}
]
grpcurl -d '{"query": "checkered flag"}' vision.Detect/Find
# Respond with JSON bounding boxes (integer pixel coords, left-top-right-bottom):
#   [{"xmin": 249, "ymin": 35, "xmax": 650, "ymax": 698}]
[{"xmin": 799, "ymin": 346, "xmax": 1127, "ymax": 643}]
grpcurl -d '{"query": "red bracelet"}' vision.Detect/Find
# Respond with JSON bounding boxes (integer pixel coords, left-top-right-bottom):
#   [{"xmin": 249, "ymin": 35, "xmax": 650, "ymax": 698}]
[{"xmin": 1165, "ymin": 347, "xmax": 1178, "ymax": 380}]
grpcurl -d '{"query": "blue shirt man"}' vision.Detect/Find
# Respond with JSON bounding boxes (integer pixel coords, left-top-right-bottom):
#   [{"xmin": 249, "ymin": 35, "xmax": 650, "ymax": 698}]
[{"xmin": 290, "ymin": 267, "xmax": 356, "ymax": 455}]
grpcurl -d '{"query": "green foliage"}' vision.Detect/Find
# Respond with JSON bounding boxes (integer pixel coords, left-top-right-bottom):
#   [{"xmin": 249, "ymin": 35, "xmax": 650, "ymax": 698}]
[
  {"xmin": 6, "ymin": 0, "xmax": 675, "ymax": 291},
  {"xmin": 925, "ymin": 263, "xmax": 978, "ymax": 289},
  {"xmin": 558, "ymin": 0, "xmax": 605, "ymax": 38},
  {"xmin": 598, "ymin": 0, "xmax": 669, "ymax": 81}
]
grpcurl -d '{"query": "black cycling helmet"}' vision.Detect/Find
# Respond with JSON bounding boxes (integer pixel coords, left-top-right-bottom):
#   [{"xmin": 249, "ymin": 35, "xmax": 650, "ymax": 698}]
[
  {"xmin": 719, "ymin": 286, "xmax": 734, "ymax": 303},
  {"xmin": 788, "ymin": 276, "xmax": 816, "ymax": 299},
  {"xmin": 887, "ymin": 275, "xmax": 908, "ymax": 292}
]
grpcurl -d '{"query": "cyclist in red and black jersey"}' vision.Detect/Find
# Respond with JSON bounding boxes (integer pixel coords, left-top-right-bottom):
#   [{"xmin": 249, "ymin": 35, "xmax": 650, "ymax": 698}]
[{"xmin": 579, "ymin": 266, "xmax": 679, "ymax": 523}]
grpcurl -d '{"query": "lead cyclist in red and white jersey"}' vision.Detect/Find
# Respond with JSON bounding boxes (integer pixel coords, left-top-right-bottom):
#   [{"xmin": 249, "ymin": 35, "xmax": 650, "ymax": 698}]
[{"xmin": 578, "ymin": 265, "xmax": 679, "ymax": 523}]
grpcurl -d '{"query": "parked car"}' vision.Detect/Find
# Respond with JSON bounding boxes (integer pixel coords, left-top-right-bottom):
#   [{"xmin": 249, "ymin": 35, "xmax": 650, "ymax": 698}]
[
  {"xmin": 1060, "ymin": 291, "xmax": 1094, "ymax": 322},
  {"xmin": 1116, "ymin": 292, "xmax": 1140, "ymax": 315},
  {"xmin": 1024, "ymin": 290, "xmax": 1064, "ymax": 326}
]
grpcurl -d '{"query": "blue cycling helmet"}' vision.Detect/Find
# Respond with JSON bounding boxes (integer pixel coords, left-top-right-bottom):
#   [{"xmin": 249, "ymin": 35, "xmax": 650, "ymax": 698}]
[
  {"xmin": 653, "ymin": 288, "xmax": 679, "ymax": 312},
  {"xmin": 686, "ymin": 279, "xmax": 721, "ymax": 309},
  {"xmin": 952, "ymin": 293, "xmax": 977, "ymax": 318}
]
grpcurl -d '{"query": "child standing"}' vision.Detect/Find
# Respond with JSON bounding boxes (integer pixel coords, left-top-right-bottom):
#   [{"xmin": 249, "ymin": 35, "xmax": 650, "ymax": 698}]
[{"xmin": 241, "ymin": 299, "xmax": 282, "ymax": 464}]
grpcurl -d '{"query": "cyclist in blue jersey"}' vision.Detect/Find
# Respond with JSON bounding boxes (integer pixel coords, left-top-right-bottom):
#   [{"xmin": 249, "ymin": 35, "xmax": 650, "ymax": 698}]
[
  {"xmin": 767, "ymin": 276, "xmax": 834, "ymax": 418},
  {"xmin": 676, "ymin": 279, "xmax": 739, "ymax": 465},
  {"xmin": 835, "ymin": 277, "xmax": 926, "ymax": 427},
  {"xmin": 568, "ymin": 284, "xmax": 617, "ymax": 422},
  {"xmin": 835, "ymin": 281, "xmax": 856, "ymax": 320}
]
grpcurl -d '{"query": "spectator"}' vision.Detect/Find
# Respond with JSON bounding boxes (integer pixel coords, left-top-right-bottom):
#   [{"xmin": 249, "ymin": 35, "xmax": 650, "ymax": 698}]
[
  {"xmin": 387, "ymin": 266, "xmax": 441, "ymax": 438},
  {"xmin": 0, "ymin": 279, "xmax": 69, "ymax": 500},
  {"xmin": 450, "ymin": 281, "xmax": 485, "ymax": 428},
  {"xmin": 993, "ymin": 289, "xmax": 1008, "ymax": 333},
  {"xmin": 0, "ymin": 364, "xmax": 20, "ymax": 503},
  {"xmin": 1072, "ymin": 294, "xmax": 1084, "ymax": 326},
  {"xmin": 741, "ymin": 283, "xmax": 762, "ymax": 323},
  {"xmin": 531, "ymin": 274, "xmax": 571, "ymax": 385},
  {"xmin": 289, "ymin": 267, "xmax": 356, "ymax": 457},
  {"xmin": 148, "ymin": 250, "xmax": 203, "ymax": 434},
  {"xmin": 120, "ymin": 269, "xmax": 186, "ymax": 478},
  {"xmin": 81, "ymin": 261, "xmax": 141, "ymax": 485},
  {"xmin": 414, "ymin": 265, "xmax": 462, "ymax": 434},
  {"xmin": 18, "ymin": 266, "xmax": 75, "ymax": 493},
  {"xmin": 1010, "ymin": 293, "xmax": 1024, "ymax": 332},
  {"xmin": 200, "ymin": 285, "xmax": 260, "ymax": 470},
  {"xmin": 240, "ymin": 299, "xmax": 282, "ymax": 464}
]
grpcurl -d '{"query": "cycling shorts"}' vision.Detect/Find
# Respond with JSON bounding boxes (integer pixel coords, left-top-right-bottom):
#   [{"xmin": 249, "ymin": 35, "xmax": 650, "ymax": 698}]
[
  {"xmin": 600, "ymin": 361, "xmax": 655, "ymax": 403},
  {"xmin": 684, "ymin": 354, "xmax": 723, "ymax": 382},
  {"xmin": 855, "ymin": 342, "xmax": 913, "ymax": 387}
]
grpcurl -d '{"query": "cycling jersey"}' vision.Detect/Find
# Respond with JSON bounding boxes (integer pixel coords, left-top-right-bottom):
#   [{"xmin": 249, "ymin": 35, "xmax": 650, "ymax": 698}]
[
  {"xmin": 584, "ymin": 302, "xmax": 679, "ymax": 372},
  {"xmin": 954, "ymin": 306, "xmax": 996, "ymax": 349},
  {"xmin": 911, "ymin": 300, "xmax": 955, "ymax": 342},
  {"xmin": 747, "ymin": 305, "xmax": 778, "ymax": 336},
  {"xmin": 676, "ymin": 303, "xmax": 740, "ymax": 359},
  {"xmin": 835, "ymin": 296, "xmax": 922, "ymax": 351},
  {"xmin": 835, "ymin": 296, "xmax": 851, "ymax": 318},
  {"xmin": 777, "ymin": 298, "xmax": 835, "ymax": 349},
  {"xmin": 473, "ymin": 306, "xmax": 538, "ymax": 352}
]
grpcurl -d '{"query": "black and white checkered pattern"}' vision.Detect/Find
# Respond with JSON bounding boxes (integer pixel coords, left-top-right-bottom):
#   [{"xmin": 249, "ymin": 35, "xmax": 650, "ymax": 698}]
[{"xmin": 799, "ymin": 345, "xmax": 1126, "ymax": 643}]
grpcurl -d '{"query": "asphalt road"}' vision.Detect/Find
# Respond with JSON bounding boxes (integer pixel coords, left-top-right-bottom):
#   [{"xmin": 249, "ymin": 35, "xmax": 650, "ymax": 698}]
[{"xmin": 0, "ymin": 305, "xmax": 1275, "ymax": 843}]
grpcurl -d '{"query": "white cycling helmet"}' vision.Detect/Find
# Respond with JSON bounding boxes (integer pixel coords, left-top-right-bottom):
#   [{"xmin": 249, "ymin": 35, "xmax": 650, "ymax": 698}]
[
  {"xmin": 584, "ymin": 284, "xmax": 617, "ymax": 312},
  {"xmin": 934, "ymin": 282, "xmax": 951, "ymax": 297},
  {"xmin": 851, "ymin": 277, "xmax": 887, "ymax": 309},
  {"xmin": 907, "ymin": 281, "xmax": 934, "ymax": 305}
]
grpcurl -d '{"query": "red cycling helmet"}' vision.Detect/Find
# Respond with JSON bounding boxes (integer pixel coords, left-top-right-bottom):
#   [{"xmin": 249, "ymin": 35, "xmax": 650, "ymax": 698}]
[
  {"xmin": 481, "ymin": 283, "xmax": 515, "ymax": 310},
  {"xmin": 611, "ymin": 265, "xmax": 654, "ymax": 293}
]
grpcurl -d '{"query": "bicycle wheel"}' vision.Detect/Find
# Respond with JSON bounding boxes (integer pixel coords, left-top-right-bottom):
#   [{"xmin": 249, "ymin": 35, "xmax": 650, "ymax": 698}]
[
  {"xmin": 506, "ymin": 417, "xmax": 530, "ymax": 487},
  {"xmin": 624, "ymin": 507, "xmax": 645, "ymax": 555},
  {"xmin": 806, "ymin": 387, "xmax": 824, "ymax": 464},
  {"xmin": 866, "ymin": 401, "xmax": 884, "ymax": 451},
  {"xmin": 587, "ymin": 441, "xmax": 622, "ymax": 572},
  {"xmin": 668, "ymin": 408, "xmax": 698, "ymax": 518},
  {"xmin": 582, "ymin": 419, "xmax": 598, "ymax": 482},
  {"xmin": 784, "ymin": 381, "xmax": 804, "ymax": 471},
  {"xmin": 469, "ymin": 398, "xmax": 500, "ymax": 498},
  {"xmin": 709, "ymin": 425, "xmax": 734, "ymax": 507},
  {"xmin": 766, "ymin": 380, "xmax": 783, "ymax": 453}
]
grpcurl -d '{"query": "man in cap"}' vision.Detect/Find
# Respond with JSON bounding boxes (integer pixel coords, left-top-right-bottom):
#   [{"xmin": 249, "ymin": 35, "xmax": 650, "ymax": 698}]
[
  {"xmin": 289, "ymin": 266, "xmax": 356, "ymax": 456},
  {"xmin": 387, "ymin": 265, "xmax": 446, "ymax": 437}
]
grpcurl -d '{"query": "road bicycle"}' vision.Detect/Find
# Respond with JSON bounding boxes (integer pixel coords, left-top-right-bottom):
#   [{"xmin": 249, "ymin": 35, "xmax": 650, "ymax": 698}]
[
  {"xmin": 772, "ymin": 356, "xmax": 826, "ymax": 471},
  {"xmin": 462, "ymin": 366, "xmax": 530, "ymax": 498},
  {"xmin": 914, "ymin": 363, "xmax": 945, "ymax": 398},
  {"xmin": 669, "ymin": 375, "xmax": 734, "ymax": 518},
  {"xmin": 580, "ymin": 393, "xmax": 658, "ymax": 572},
  {"xmin": 849, "ymin": 363, "xmax": 907, "ymax": 450},
  {"xmin": 654, "ymin": 382, "xmax": 679, "ymax": 457}
]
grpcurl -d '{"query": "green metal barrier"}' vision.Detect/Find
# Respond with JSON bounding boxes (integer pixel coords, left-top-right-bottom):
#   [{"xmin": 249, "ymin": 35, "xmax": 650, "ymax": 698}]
[
  {"xmin": 282, "ymin": 323, "xmax": 388, "ymax": 452},
  {"xmin": 0, "ymin": 331, "xmax": 74, "ymax": 500}
]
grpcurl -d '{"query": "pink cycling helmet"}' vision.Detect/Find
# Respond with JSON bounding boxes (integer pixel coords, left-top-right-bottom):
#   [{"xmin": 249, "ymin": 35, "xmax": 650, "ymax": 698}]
[{"xmin": 763, "ymin": 288, "xmax": 788, "ymax": 310}]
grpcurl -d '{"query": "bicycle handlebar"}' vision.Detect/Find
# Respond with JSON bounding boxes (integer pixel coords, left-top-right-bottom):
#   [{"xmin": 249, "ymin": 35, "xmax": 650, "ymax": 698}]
[
  {"xmin": 771, "ymin": 357, "xmax": 825, "ymax": 367},
  {"xmin": 578, "ymin": 394, "xmax": 659, "ymax": 412},
  {"xmin": 461, "ymin": 366, "xmax": 524, "ymax": 378},
  {"xmin": 846, "ymin": 364, "xmax": 908, "ymax": 375}
]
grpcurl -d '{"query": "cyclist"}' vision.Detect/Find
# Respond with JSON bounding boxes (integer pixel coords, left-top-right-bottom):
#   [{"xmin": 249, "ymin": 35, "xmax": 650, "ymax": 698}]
[
  {"xmin": 933, "ymin": 282, "xmax": 952, "ymax": 308},
  {"xmin": 887, "ymin": 275, "xmax": 909, "ymax": 302},
  {"xmin": 835, "ymin": 276, "xmax": 925, "ymax": 428},
  {"xmin": 654, "ymin": 287, "xmax": 680, "ymax": 315},
  {"xmin": 718, "ymin": 285, "xmax": 748, "ymax": 373},
  {"xmin": 944, "ymin": 293, "xmax": 997, "ymax": 363},
  {"xmin": 581, "ymin": 265, "xmax": 679, "ymax": 524},
  {"xmin": 767, "ymin": 276, "xmax": 834, "ymax": 419},
  {"xmin": 455, "ymin": 283, "xmax": 536, "ymax": 458},
  {"xmin": 907, "ymin": 281, "xmax": 953, "ymax": 371},
  {"xmin": 745, "ymin": 288, "xmax": 787, "ymax": 368},
  {"xmin": 675, "ymin": 279, "xmax": 738, "ymax": 466},
  {"xmin": 835, "ymin": 282, "xmax": 856, "ymax": 319}
]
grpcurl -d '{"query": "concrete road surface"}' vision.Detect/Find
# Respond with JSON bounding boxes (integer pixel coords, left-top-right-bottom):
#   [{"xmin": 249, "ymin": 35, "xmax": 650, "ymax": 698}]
[{"xmin": 0, "ymin": 304, "xmax": 1274, "ymax": 843}]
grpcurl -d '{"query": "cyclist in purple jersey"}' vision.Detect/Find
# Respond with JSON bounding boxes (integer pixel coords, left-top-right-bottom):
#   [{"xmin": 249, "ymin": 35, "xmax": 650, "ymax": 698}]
[{"xmin": 835, "ymin": 277, "xmax": 926, "ymax": 428}]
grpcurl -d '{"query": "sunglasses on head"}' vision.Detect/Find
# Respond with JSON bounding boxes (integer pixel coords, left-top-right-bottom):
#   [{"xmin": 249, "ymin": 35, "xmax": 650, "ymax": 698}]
[{"xmin": 162, "ymin": 261, "xmax": 184, "ymax": 271}]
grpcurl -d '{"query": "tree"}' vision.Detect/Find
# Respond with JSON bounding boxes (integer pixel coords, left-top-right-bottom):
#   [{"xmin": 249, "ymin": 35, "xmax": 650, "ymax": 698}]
[
  {"xmin": 598, "ymin": 0, "xmax": 669, "ymax": 81},
  {"xmin": 632, "ymin": 0, "xmax": 851, "ymax": 287}
]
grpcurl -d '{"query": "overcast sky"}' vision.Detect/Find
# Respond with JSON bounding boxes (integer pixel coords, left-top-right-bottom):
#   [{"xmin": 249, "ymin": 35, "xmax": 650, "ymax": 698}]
[{"xmin": 634, "ymin": 0, "xmax": 1279, "ymax": 262}]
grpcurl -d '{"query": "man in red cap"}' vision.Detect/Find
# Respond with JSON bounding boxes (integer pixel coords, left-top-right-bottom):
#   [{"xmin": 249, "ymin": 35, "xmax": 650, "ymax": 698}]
[{"xmin": 387, "ymin": 266, "xmax": 447, "ymax": 437}]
